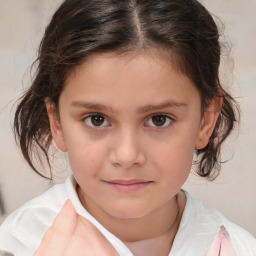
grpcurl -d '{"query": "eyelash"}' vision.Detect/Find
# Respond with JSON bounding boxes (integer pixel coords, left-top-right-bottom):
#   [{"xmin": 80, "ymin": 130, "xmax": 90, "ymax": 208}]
[
  {"xmin": 84, "ymin": 113, "xmax": 111, "ymax": 129},
  {"xmin": 145, "ymin": 113, "xmax": 174, "ymax": 130},
  {"xmin": 83, "ymin": 113, "xmax": 174, "ymax": 131}
]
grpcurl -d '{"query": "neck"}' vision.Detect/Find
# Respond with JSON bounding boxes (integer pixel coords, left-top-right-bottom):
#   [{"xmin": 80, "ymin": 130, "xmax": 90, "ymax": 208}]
[
  {"xmin": 125, "ymin": 230, "xmax": 176, "ymax": 256},
  {"xmin": 124, "ymin": 192, "xmax": 186, "ymax": 256},
  {"xmin": 77, "ymin": 187, "xmax": 186, "ymax": 255}
]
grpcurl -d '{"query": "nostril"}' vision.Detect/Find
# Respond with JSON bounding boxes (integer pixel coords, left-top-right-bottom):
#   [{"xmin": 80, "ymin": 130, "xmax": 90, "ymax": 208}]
[{"xmin": 109, "ymin": 147, "xmax": 146, "ymax": 169}]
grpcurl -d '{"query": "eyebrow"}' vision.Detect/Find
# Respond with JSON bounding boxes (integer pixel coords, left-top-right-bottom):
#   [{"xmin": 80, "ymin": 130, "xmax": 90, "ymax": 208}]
[
  {"xmin": 139, "ymin": 101, "xmax": 188, "ymax": 113},
  {"xmin": 70, "ymin": 100, "xmax": 188, "ymax": 113},
  {"xmin": 71, "ymin": 101, "xmax": 114, "ymax": 113}
]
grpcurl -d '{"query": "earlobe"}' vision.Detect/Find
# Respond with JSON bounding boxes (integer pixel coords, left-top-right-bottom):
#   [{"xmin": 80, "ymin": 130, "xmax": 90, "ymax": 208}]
[
  {"xmin": 195, "ymin": 97, "xmax": 222, "ymax": 150},
  {"xmin": 45, "ymin": 98, "xmax": 67, "ymax": 152}
]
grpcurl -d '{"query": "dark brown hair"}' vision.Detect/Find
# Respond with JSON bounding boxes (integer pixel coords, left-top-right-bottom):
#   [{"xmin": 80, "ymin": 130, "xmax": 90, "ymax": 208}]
[{"xmin": 14, "ymin": 0, "xmax": 239, "ymax": 180}]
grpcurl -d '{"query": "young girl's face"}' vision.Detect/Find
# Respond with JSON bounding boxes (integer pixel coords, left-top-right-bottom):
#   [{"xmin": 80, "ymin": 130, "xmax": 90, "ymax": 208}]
[{"xmin": 47, "ymin": 52, "xmax": 217, "ymax": 219}]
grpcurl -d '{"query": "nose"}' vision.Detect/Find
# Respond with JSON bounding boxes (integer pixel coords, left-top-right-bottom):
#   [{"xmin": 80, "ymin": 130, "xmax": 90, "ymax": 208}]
[{"xmin": 109, "ymin": 128, "xmax": 146, "ymax": 169}]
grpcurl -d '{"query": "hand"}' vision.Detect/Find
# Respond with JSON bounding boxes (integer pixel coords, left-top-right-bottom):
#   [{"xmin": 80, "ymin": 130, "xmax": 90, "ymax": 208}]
[{"xmin": 34, "ymin": 200, "xmax": 119, "ymax": 256}]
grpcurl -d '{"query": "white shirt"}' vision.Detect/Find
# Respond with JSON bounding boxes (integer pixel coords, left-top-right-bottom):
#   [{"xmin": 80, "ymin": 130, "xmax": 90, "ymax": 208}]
[{"xmin": 0, "ymin": 176, "xmax": 255, "ymax": 256}]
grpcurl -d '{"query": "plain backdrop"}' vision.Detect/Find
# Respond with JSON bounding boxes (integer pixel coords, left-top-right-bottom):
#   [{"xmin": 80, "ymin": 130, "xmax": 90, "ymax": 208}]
[{"xmin": 0, "ymin": 0, "xmax": 255, "ymax": 236}]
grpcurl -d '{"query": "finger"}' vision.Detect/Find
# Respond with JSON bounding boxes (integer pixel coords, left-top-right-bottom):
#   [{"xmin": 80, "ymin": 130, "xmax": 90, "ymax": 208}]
[
  {"xmin": 34, "ymin": 200, "xmax": 77, "ymax": 256},
  {"xmin": 63, "ymin": 215, "xmax": 119, "ymax": 256}
]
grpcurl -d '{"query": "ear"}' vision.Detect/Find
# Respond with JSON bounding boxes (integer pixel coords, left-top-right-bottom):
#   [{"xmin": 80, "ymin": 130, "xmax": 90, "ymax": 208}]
[
  {"xmin": 45, "ymin": 98, "xmax": 67, "ymax": 152},
  {"xmin": 195, "ymin": 97, "xmax": 222, "ymax": 150}
]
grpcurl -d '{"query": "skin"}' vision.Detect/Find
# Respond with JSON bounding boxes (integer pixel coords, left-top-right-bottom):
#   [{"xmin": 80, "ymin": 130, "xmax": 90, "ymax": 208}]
[
  {"xmin": 41, "ymin": 52, "xmax": 221, "ymax": 255},
  {"xmin": 34, "ymin": 200, "xmax": 119, "ymax": 256}
]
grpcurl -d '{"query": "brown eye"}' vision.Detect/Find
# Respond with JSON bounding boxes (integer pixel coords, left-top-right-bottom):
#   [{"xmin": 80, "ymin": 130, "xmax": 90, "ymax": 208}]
[
  {"xmin": 85, "ymin": 114, "xmax": 110, "ymax": 127},
  {"xmin": 91, "ymin": 115, "xmax": 104, "ymax": 126},
  {"xmin": 145, "ymin": 114, "xmax": 172, "ymax": 128},
  {"xmin": 152, "ymin": 115, "xmax": 167, "ymax": 126}
]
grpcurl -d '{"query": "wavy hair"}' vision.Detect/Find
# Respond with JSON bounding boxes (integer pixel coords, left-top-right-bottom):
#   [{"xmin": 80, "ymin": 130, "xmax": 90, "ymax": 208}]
[{"xmin": 14, "ymin": 0, "xmax": 239, "ymax": 180}]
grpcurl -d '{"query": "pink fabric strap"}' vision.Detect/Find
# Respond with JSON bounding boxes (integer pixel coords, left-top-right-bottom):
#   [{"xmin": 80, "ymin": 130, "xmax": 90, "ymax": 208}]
[{"xmin": 206, "ymin": 226, "xmax": 237, "ymax": 256}]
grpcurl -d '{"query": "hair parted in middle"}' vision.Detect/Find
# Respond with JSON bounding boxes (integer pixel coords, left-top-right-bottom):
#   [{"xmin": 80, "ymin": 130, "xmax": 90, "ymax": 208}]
[{"xmin": 14, "ymin": 0, "xmax": 239, "ymax": 180}]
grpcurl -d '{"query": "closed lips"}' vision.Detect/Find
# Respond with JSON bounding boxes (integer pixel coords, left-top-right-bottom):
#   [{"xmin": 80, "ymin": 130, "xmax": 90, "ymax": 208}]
[{"xmin": 104, "ymin": 180, "xmax": 153, "ymax": 192}]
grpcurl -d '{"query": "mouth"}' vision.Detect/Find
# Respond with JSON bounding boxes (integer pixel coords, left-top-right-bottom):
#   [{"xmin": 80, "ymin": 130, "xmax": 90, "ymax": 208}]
[{"xmin": 103, "ymin": 179, "xmax": 153, "ymax": 192}]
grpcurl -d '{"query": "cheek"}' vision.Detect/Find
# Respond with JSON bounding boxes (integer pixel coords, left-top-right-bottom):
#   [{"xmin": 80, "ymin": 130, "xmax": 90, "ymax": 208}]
[
  {"xmin": 155, "ymin": 148, "xmax": 193, "ymax": 199},
  {"xmin": 150, "ymin": 131, "xmax": 196, "ymax": 180},
  {"xmin": 158, "ymin": 147, "xmax": 193, "ymax": 176},
  {"xmin": 67, "ymin": 143, "xmax": 106, "ymax": 194},
  {"xmin": 65, "ymin": 137, "xmax": 106, "ymax": 177}
]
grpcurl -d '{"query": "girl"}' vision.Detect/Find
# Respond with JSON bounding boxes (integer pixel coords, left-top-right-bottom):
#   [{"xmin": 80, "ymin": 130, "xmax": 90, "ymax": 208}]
[{"xmin": 0, "ymin": 0, "xmax": 255, "ymax": 255}]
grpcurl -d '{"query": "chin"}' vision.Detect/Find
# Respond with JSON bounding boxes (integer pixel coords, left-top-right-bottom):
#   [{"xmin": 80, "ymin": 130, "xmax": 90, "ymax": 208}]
[{"xmin": 106, "ymin": 204, "xmax": 152, "ymax": 219}]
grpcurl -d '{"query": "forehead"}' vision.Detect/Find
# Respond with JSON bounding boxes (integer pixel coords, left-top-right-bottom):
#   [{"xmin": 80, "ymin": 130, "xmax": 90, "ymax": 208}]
[
  {"xmin": 61, "ymin": 52, "xmax": 201, "ymax": 113},
  {"xmin": 69, "ymin": 49, "xmax": 185, "ymax": 81}
]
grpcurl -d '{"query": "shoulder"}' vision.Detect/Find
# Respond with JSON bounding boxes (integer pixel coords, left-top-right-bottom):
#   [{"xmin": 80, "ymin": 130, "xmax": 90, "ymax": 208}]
[
  {"xmin": 180, "ymin": 191, "xmax": 256, "ymax": 255},
  {"xmin": 0, "ymin": 178, "xmax": 70, "ymax": 255}
]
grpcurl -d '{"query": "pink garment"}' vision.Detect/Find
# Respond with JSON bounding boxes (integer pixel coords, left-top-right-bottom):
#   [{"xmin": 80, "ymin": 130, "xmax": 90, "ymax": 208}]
[{"xmin": 206, "ymin": 226, "xmax": 237, "ymax": 256}]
